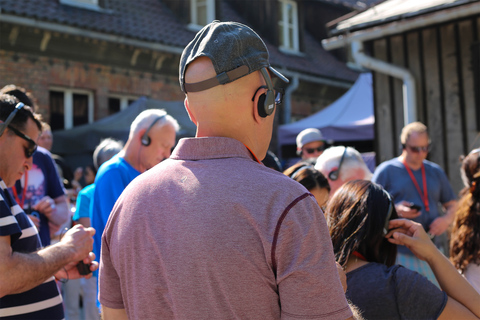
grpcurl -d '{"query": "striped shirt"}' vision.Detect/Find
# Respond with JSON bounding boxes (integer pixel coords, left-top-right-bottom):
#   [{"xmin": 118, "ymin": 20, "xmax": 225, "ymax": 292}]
[{"xmin": 0, "ymin": 179, "xmax": 64, "ymax": 319}]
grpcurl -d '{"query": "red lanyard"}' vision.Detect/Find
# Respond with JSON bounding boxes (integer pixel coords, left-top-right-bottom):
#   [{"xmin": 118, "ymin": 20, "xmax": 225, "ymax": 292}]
[
  {"xmin": 243, "ymin": 144, "xmax": 261, "ymax": 164},
  {"xmin": 401, "ymin": 159, "xmax": 430, "ymax": 212},
  {"xmin": 352, "ymin": 251, "xmax": 366, "ymax": 261},
  {"xmin": 12, "ymin": 171, "xmax": 28, "ymax": 208}
]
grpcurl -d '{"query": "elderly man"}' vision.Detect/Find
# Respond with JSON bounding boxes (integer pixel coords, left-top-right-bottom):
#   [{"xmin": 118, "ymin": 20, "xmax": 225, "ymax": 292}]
[
  {"xmin": 91, "ymin": 109, "xmax": 178, "ymax": 265},
  {"xmin": 0, "ymin": 94, "xmax": 97, "ymax": 319},
  {"xmin": 296, "ymin": 128, "xmax": 326, "ymax": 160},
  {"xmin": 315, "ymin": 146, "xmax": 372, "ymax": 195},
  {"xmin": 99, "ymin": 21, "xmax": 353, "ymax": 320},
  {"xmin": 372, "ymin": 122, "xmax": 457, "ymax": 285}
]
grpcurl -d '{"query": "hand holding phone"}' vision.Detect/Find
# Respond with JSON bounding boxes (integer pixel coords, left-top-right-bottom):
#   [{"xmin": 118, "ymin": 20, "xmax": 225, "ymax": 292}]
[
  {"xmin": 76, "ymin": 261, "xmax": 92, "ymax": 275},
  {"xmin": 408, "ymin": 203, "xmax": 422, "ymax": 211}
]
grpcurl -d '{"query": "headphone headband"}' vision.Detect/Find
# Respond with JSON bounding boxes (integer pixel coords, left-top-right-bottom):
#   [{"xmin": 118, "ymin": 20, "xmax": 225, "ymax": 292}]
[
  {"xmin": 0, "ymin": 102, "xmax": 25, "ymax": 137},
  {"xmin": 290, "ymin": 164, "xmax": 314, "ymax": 180},
  {"xmin": 141, "ymin": 114, "xmax": 166, "ymax": 146},
  {"xmin": 328, "ymin": 146, "xmax": 348, "ymax": 181}
]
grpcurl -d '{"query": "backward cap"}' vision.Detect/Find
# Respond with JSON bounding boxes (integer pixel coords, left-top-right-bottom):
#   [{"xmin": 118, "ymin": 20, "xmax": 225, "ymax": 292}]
[{"xmin": 179, "ymin": 20, "xmax": 288, "ymax": 92}]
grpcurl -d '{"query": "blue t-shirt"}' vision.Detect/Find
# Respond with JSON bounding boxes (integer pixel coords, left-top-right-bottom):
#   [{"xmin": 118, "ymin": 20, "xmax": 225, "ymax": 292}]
[
  {"xmin": 346, "ymin": 263, "xmax": 447, "ymax": 320},
  {"xmin": 372, "ymin": 158, "xmax": 456, "ymax": 254},
  {"xmin": 10, "ymin": 146, "xmax": 65, "ymax": 246},
  {"xmin": 0, "ymin": 179, "xmax": 64, "ymax": 319},
  {"xmin": 91, "ymin": 155, "xmax": 140, "ymax": 265},
  {"xmin": 74, "ymin": 184, "xmax": 95, "ymax": 221}
]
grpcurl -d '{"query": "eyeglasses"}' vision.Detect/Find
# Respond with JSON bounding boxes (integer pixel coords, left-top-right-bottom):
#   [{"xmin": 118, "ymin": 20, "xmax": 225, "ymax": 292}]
[
  {"xmin": 8, "ymin": 125, "xmax": 37, "ymax": 158},
  {"xmin": 304, "ymin": 146, "xmax": 325, "ymax": 154},
  {"xmin": 406, "ymin": 144, "xmax": 430, "ymax": 153},
  {"xmin": 383, "ymin": 196, "xmax": 394, "ymax": 236},
  {"xmin": 251, "ymin": 86, "xmax": 284, "ymax": 106}
]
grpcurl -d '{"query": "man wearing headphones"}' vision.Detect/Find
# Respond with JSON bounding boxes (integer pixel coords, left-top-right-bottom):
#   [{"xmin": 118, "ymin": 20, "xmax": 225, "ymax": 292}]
[
  {"xmin": 99, "ymin": 21, "xmax": 353, "ymax": 319},
  {"xmin": 0, "ymin": 94, "xmax": 97, "ymax": 319},
  {"xmin": 90, "ymin": 109, "xmax": 179, "ymax": 274},
  {"xmin": 315, "ymin": 146, "xmax": 373, "ymax": 195}
]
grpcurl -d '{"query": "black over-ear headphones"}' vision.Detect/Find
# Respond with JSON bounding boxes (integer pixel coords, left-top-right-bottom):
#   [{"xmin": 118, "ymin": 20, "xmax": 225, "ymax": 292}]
[
  {"xmin": 141, "ymin": 114, "xmax": 166, "ymax": 146},
  {"xmin": 328, "ymin": 146, "xmax": 347, "ymax": 181},
  {"xmin": 257, "ymin": 68, "xmax": 276, "ymax": 118},
  {"xmin": 0, "ymin": 102, "xmax": 25, "ymax": 137}
]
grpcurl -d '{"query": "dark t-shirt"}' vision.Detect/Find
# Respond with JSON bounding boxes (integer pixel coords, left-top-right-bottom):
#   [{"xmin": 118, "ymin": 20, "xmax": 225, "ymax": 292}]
[{"xmin": 346, "ymin": 263, "xmax": 447, "ymax": 320}]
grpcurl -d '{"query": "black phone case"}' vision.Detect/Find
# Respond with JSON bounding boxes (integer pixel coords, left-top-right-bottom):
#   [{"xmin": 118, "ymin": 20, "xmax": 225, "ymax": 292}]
[{"xmin": 76, "ymin": 261, "xmax": 92, "ymax": 275}]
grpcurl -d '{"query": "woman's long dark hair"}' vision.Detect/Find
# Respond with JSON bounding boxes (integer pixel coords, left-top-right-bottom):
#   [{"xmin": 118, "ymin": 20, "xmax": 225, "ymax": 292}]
[
  {"xmin": 283, "ymin": 162, "xmax": 330, "ymax": 192},
  {"xmin": 326, "ymin": 180, "xmax": 397, "ymax": 268},
  {"xmin": 450, "ymin": 149, "xmax": 480, "ymax": 273}
]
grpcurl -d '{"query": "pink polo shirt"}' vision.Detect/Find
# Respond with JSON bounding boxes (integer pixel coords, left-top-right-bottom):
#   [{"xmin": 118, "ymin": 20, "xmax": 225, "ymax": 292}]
[{"xmin": 100, "ymin": 137, "xmax": 352, "ymax": 319}]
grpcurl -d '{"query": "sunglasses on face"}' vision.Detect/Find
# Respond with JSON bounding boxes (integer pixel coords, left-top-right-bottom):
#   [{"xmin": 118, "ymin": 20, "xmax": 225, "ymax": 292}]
[
  {"xmin": 406, "ymin": 144, "xmax": 430, "ymax": 153},
  {"xmin": 251, "ymin": 86, "xmax": 285, "ymax": 106},
  {"xmin": 8, "ymin": 125, "xmax": 37, "ymax": 158},
  {"xmin": 304, "ymin": 146, "xmax": 325, "ymax": 154}
]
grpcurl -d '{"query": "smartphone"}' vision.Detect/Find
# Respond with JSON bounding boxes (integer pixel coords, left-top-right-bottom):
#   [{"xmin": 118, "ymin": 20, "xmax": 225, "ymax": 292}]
[{"xmin": 408, "ymin": 203, "xmax": 422, "ymax": 211}]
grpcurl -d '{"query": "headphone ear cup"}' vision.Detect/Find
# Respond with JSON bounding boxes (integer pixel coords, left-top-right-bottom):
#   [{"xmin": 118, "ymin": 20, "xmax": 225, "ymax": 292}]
[
  {"xmin": 141, "ymin": 136, "xmax": 151, "ymax": 146},
  {"xmin": 257, "ymin": 93, "xmax": 268, "ymax": 118},
  {"xmin": 263, "ymin": 90, "xmax": 275, "ymax": 117}
]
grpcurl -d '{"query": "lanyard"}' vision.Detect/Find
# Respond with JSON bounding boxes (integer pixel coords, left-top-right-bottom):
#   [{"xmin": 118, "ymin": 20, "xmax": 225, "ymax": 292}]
[
  {"xmin": 12, "ymin": 170, "xmax": 28, "ymax": 208},
  {"xmin": 401, "ymin": 159, "xmax": 430, "ymax": 212},
  {"xmin": 352, "ymin": 251, "xmax": 366, "ymax": 261},
  {"xmin": 243, "ymin": 144, "xmax": 261, "ymax": 164}
]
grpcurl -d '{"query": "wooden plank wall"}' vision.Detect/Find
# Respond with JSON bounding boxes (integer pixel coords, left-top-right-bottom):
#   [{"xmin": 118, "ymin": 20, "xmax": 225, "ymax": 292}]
[{"xmin": 371, "ymin": 16, "xmax": 480, "ymax": 193}]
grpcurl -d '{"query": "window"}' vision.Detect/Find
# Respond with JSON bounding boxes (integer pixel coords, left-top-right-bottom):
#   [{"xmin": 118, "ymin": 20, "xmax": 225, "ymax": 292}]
[
  {"xmin": 60, "ymin": 0, "xmax": 100, "ymax": 11},
  {"xmin": 108, "ymin": 95, "xmax": 138, "ymax": 115},
  {"xmin": 278, "ymin": 0, "xmax": 299, "ymax": 53},
  {"xmin": 189, "ymin": 0, "xmax": 215, "ymax": 30},
  {"xmin": 49, "ymin": 88, "xmax": 94, "ymax": 130}
]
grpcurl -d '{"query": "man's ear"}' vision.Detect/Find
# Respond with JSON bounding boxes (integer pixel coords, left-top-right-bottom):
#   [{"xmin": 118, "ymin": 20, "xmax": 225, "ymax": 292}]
[
  {"xmin": 184, "ymin": 97, "xmax": 197, "ymax": 126},
  {"xmin": 252, "ymin": 90, "xmax": 265, "ymax": 124}
]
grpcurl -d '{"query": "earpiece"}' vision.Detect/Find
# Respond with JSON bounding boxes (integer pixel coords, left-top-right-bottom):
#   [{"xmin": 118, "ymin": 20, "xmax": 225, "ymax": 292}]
[
  {"xmin": 257, "ymin": 68, "xmax": 275, "ymax": 118},
  {"xmin": 141, "ymin": 114, "xmax": 166, "ymax": 146},
  {"xmin": 0, "ymin": 102, "xmax": 25, "ymax": 137},
  {"xmin": 328, "ymin": 146, "xmax": 347, "ymax": 181}
]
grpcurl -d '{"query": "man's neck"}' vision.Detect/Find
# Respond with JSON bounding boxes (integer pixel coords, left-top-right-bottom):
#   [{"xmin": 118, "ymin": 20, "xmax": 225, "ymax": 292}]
[{"xmin": 399, "ymin": 153, "xmax": 422, "ymax": 170}]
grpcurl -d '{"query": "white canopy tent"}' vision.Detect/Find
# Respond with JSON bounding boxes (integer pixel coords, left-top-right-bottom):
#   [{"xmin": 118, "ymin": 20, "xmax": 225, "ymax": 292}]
[{"xmin": 278, "ymin": 73, "xmax": 374, "ymax": 146}]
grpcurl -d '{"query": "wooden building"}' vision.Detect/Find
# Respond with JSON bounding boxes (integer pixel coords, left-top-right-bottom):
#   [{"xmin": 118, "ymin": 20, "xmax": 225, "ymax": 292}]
[
  {"xmin": 323, "ymin": 0, "xmax": 480, "ymax": 192},
  {"xmin": 0, "ymin": 0, "xmax": 362, "ymax": 157}
]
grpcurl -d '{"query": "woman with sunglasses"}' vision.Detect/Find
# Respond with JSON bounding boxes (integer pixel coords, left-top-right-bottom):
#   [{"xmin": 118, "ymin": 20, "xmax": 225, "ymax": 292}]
[
  {"xmin": 327, "ymin": 180, "xmax": 480, "ymax": 319},
  {"xmin": 450, "ymin": 149, "xmax": 480, "ymax": 294}
]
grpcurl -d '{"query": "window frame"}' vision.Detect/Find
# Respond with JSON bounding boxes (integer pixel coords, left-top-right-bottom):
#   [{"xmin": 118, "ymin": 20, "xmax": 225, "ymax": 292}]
[
  {"xmin": 278, "ymin": 0, "xmax": 300, "ymax": 54},
  {"xmin": 188, "ymin": 0, "xmax": 215, "ymax": 31},
  {"xmin": 108, "ymin": 94, "xmax": 139, "ymax": 112},
  {"xmin": 59, "ymin": 0, "xmax": 100, "ymax": 11},
  {"xmin": 49, "ymin": 87, "xmax": 94, "ymax": 130}
]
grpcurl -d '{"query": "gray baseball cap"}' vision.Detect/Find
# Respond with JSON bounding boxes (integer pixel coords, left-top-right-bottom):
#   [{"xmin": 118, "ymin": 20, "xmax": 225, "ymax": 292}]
[
  {"xmin": 296, "ymin": 128, "xmax": 325, "ymax": 149},
  {"xmin": 179, "ymin": 20, "xmax": 289, "ymax": 93}
]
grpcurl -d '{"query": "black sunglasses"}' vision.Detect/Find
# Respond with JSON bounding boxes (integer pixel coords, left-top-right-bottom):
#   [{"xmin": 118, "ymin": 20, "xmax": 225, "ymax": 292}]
[
  {"xmin": 406, "ymin": 144, "xmax": 430, "ymax": 153},
  {"xmin": 304, "ymin": 146, "xmax": 325, "ymax": 154},
  {"xmin": 8, "ymin": 125, "xmax": 37, "ymax": 158},
  {"xmin": 251, "ymin": 86, "xmax": 284, "ymax": 106}
]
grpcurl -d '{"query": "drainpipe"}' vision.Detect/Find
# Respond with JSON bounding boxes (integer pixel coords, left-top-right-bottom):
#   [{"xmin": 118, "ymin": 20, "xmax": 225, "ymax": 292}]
[
  {"xmin": 283, "ymin": 75, "xmax": 299, "ymax": 124},
  {"xmin": 351, "ymin": 40, "xmax": 416, "ymax": 125}
]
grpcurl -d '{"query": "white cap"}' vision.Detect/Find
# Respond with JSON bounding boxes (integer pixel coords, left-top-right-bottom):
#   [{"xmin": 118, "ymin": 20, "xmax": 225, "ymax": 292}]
[{"xmin": 296, "ymin": 128, "xmax": 325, "ymax": 149}]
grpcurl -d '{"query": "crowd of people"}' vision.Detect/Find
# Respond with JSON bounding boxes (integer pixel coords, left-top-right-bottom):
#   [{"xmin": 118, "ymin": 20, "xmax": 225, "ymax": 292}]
[{"xmin": 0, "ymin": 20, "xmax": 480, "ymax": 319}]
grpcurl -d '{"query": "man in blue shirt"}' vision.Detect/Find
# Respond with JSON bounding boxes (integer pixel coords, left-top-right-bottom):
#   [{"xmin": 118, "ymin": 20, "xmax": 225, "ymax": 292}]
[
  {"xmin": 91, "ymin": 109, "xmax": 179, "ymax": 267},
  {"xmin": 372, "ymin": 121, "xmax": 457, "ymax": 285}
]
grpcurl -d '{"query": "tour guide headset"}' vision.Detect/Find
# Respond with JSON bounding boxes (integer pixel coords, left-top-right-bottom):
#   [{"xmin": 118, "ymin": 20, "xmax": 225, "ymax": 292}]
[
  {"xmin": 141, "ymin": 114, "xmax": 167, "ymax": 146},
  {"xmin": 328, "ymin": 146, "xmax": 347, "ymax": 181},
  {"xmin": 0, "ymin": 102, "xmax": 25, "ymax": 137},
  {"xmin": 257, "ymin": 68, "xmax": 276, "ymax": 118}
]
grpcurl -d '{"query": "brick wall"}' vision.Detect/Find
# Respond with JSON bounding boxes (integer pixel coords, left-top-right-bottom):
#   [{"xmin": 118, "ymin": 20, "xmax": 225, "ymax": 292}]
[{"xmin": 0, "ymin": 50, "xmax": 184, "ymax": 122}]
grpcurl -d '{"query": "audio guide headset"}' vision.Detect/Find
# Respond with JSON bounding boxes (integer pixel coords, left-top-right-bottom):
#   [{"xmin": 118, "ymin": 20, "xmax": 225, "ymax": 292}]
[
  {"xmin": 257, "ymin": 68, "xmax": 276, "ymax": 118},
  {"xmin": 141, "ymin": 114, "xmax": 166, "ymax": 146},
  {"xmin": 328, "ymin": 146, "xmax": 347, "ymax": 181},
  {"xmin": 0, "ymin": 102, "xmax": 25, "ymax": 137}
]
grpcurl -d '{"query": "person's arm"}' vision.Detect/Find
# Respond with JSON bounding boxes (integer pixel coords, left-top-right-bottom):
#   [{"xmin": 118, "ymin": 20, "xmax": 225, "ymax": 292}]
[
  {"xmin": 428, "ymin": 199, "xmax": 458, "ymax": 236},
  {"xmin": 0, "ymin": 224, "xmax": 96, "ymax": 297},
  {"xmin": 387, "ymin": 219, "xmax": 480, "ymax": 319},
  {"xmin": 102, "ymin": 306, "xmax": 128, "ymax": 320},
  {"xmin": 33, "ymin": 195, "xmax": 70, "ymax": 226}
]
